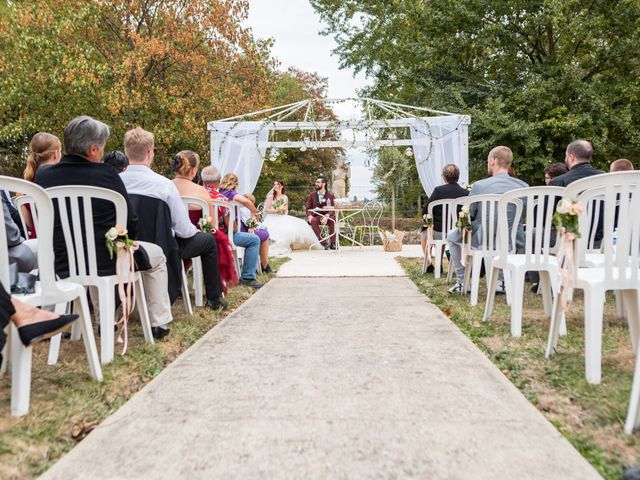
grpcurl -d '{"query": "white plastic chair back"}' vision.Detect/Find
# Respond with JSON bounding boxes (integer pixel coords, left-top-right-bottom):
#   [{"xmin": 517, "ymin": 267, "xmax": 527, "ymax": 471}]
[
  {"xmin": 0, "ymin": 177, "xmax": 57, "ymax": 294},
  {"xmin": 427, "ymin": 199, "xmax": 456, "ymax": 237},
  {"xmin": 13, "ymin": 195, "xmax": 38, "ymax": 240},
  {"xmin": 211, "ymin": 199, "xmax": 236, "ymax": 248},
  {"xmin": 181, "ymin": 196, "xmax": 210, "ymax": 222},
  {"xmin": 576, "ymin": 182, "xmax": 640, "ymax": 285},
  {"xmin": 45, "ymin": 186, "xmax": 127, "ymax": 279},
  {"xmin": 496, "ymin": 187, "xmax": 563, "ymax": 264},
  {"xmin": 460, "ymin": 194, "xmax": 506, "ymax": 254}
]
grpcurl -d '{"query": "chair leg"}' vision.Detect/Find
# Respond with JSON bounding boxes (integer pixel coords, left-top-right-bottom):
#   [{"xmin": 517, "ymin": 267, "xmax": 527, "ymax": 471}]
[
  {"xmin": 547, "ymin": 269, "xmax": 567, "ymax": 336},
  {"xmin": 625, "ymin": 333, "xmax": 640, "ymax": 434},
  {"xmin": 545, "ymin": 292, "xmax": 564, "ymax": 358},
  {"xmin": 503, "ymin": 269, "xmax": 512, "ymax": 306},
  {"xmin": 584, "ymin": 287, "xmax": 606, "ymax": 384},
  {"xmin": 469, "ymin": 255, "xmax": 483, "ymax": 306},
  {"xmin": 434, "ymin": 246, "xmax": 442, "ymax": 280},
  {"xmin": 615, "ymin": 290, "xmax": 627, "ymax": 321},
  {"xmin": 193, "ymin": 257, "xmax": 204, "ymax": 308},
  {"xmin": 47, "ymin": 334, "xmax": 62, "ymax": 366},
  {"xmin": 510, "ymin": 271, "xmax": 525, "ymax": 337},
  {"xmin": 10, "ymin": 323, "xmax": 32, "ymax": 416},
  {"xmin": 74, "ymin": 296, "xmax": 103, "ymax": 382},
  {"xmin": 98, "ymin": 288, "xmax": 116, "ymax": 365},
  {"xmin": 483, "ymin": 266, "xmax": 500, "ymax": 321},
  {"xmin": 622, "ymin": 289, "xmax": 640, "ymax": 354},
  {"xmin": 422, "ymin": 250, "xmax": 429, "ymax": 274},
  {"xmin": 181, "ymin": 265, "xmax": 193, "ymax": 316},
  {"xmin": 134, "ymin": 278, "xmax": 154, "ymax": 344}
]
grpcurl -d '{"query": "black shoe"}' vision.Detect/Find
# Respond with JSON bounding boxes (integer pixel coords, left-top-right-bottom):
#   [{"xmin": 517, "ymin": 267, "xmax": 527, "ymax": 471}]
[
  {"xmin": 323, "ymin": 243, "xmax": 330, "ymax": 250},
  {"xmin": 18, "ymin": 314, "xmax": 78, "ymax": 347},
  {"xmin": 263, "ymin": 264, "xmax": 277, "ymax": 274},
  {"xmin": 239, "ymin": 278, "xmax": 264, "ymax": 289},
  {"xmin": 206, "ymin": 298, "xmax": 229, "ymax": 311},
  {"xmin": 151, "ymin": 326, "xmax": 170, "ymax": 340},
  {"xmin": 426, "ymin": 264, "xmax": 435, "ymax": 273},
  {"xmin": 328, "ymin": 243, "xmax": 337, "ymax": 250}
]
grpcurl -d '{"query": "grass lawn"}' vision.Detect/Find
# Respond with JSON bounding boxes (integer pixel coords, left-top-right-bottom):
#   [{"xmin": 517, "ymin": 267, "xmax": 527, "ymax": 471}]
[
  {"xmin": 398, "ymin": 256, "xmax": 640, "ymax": 480},
  {"xmin": 0, "ymin": 257, "xmax": 288, "ymax": 480}
]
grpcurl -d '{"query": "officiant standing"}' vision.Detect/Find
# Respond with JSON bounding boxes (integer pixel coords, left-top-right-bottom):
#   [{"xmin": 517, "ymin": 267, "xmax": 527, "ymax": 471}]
[{"xmin": 306, "ymin": 175, "xmax": 336, "ymax": 250}]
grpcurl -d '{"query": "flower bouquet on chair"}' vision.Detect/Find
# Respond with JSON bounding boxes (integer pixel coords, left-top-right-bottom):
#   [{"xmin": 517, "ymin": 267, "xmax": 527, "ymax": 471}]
[
  {"xmin": 553, "ymin": 198, "xmax": 583, "ymax": 309},
  {"xmin": 455, "ymin": 205, "xmax": 472, "ymax": 266},
  {"xmin": 105, "ymin": 224, "xmax": 139, "ymax": 355},
  {"xmin": 198, "ymin": 216, "xmax": 214, "ymax": 233}
]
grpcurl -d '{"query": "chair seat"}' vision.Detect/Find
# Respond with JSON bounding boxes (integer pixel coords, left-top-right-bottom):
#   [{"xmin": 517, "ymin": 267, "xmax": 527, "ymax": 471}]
[
  {"xmin": 493, "ymin": 254, "xmax": 559, "ymax": 270},
  {"xmin": 13, "ymin": 279, "xmax": 86, "ymax": 308},
  {"xmin": 576, "ymin": 267, "xmax": 640, "ymax": 289}
]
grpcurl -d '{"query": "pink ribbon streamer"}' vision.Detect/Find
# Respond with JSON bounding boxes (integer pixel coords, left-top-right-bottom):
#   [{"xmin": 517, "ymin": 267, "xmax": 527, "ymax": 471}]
[
  {"xmin": 115, "ymin": 241, "xmax": 138, "ymax": 356},
  {"xmin": 460, "ymin": 228, "xmax": 471, "ymax": 267},
  {"xmin": 557, "ymin": 232, "xmax": 576, "ymax": 310},
  {"xmin": 425, "ymin": 226, "xmax": 434, "ymax": 267}
]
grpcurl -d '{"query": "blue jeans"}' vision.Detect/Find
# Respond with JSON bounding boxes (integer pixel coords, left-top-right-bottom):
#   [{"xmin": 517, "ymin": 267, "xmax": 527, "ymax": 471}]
[{"xmin": 233, "ymin": 231, "xmax": 260, "ymax": 280}]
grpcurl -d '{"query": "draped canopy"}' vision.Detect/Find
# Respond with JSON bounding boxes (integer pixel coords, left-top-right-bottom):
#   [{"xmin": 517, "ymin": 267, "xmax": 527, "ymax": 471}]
[{"xmin": 208, "ymin": 98, "xmax": 470, "ymax": 196}]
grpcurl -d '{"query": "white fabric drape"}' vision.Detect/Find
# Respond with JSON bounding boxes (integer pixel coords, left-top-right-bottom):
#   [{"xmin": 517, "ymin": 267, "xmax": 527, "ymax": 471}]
[
  {"xmin": 409, "ymin": 116, "xmax": 469, "ymax": 196},
  {"xmin": 210, "ymin": 121, "xmax": 269, "ymax": 194}
]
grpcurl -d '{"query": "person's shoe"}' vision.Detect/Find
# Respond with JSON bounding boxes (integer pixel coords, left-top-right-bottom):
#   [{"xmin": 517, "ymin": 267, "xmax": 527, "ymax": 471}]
[
  {"xmin": 530, "ymin": 283, "xmax": 539, "ymax": 294},
  {"xmin": 18, "ymin": 314, "xmax": 78, "ymax": 347},
  {"xmin": 426, "ymin": 264, "xmax": 435, "ymax": 274},
  {"xmin": 495, "ymin": 281, "xmax": 506, "ymax": 295},
  {"xmin": 239, "ymin": 278, "xmax": 264, "ymax": 289},
  {"xmin": 323, "ymin": 243, "xmax": 330, "ymax": 250},
  {"xmin": 448, "ymin": 282, "xmax": 464, "ymax": 294},
  {"xmin": 206, "ymin": 297, "xmax": 229, "ymax": 311},
  {"xmin": 151, "ymin": 326, "xmax": 170, "ymax": 340},
  {"xmin": 328, "ymin": 243, "xmax": 337, "ymax": 250},
  {"xmin": 263, "ymin": 264, "xmax": 277, "ymax": 274}
]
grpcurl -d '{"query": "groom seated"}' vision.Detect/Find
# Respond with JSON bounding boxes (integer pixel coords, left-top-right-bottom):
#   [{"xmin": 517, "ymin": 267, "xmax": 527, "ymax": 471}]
[{"xmin": 306, "ymin": 175, "xmax": 336, "ymax": 250}]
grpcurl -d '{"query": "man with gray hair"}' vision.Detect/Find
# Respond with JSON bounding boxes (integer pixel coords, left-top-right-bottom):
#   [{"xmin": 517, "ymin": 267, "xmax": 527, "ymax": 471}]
[{"xmin": 36, "ymin": 116, "xmax": 174, "ymax": 339}]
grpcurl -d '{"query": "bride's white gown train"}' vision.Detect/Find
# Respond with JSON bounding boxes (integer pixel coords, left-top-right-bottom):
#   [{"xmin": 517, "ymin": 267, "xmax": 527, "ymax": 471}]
[{"xmin": 262, "ymin": 214, "xmax": 321, "ymax": 255}]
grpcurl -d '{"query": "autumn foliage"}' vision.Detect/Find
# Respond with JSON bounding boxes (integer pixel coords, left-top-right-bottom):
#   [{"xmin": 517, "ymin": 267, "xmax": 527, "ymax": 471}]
[{"xmin": 0, "ymin": 0, "xmax": 299, "ymax": 175}]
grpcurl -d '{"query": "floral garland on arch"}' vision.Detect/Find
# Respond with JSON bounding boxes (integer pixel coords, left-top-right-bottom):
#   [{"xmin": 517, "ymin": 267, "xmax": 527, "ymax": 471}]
[
  {"xmin": 105, "ymin": 225, "xmax": 139, "ymax": 355},
  {"xmin": 455, "ymin": 205, "xmax": 472, "ymax": 266},
  {"xmin": 552, "ymin": 198, "xmax": 584, "ymax": 309}
]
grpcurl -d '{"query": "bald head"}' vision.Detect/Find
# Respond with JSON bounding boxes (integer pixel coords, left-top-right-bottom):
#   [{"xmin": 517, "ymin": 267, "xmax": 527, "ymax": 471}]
[
  {"xmin": 610, "ymin": 158, "xmax": 634, "ymax": 172},
  {"xmin": 565, "ymin": 140, "xmax": 593, "ymax": 169}
]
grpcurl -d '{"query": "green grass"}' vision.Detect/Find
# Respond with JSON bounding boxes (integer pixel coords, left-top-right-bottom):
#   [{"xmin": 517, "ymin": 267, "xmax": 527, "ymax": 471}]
[
  {"xmin": 398, "ymin": 256, "xmax": 640, "ymax": 480},
  {"xmin": 0, "ymin": 257, "xmax": 288, "ymax": 479}
]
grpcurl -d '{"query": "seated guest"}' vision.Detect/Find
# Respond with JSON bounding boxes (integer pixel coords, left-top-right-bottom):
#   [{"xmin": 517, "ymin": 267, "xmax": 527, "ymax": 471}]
[
  {"xmin": 551, "ymin": 140, "xmax": 603, "ymax": 186},
  {"xmin": 120, "ymin": 128, "xmax": 229, "ymax": 307},
  {"xmin": 21, "ymin": 132, "xmax": 62, "ymax": 238},
  {"xmin": 543, "ymin": 162, "xmax": 568, "ymax": 185},
  {"xmin": 3, "ymin": 194, "xmax": 36, "ymax": 273},
  {"xmin": 610, "ymin": 158, "xmax": 634, "ymax": 172},
  {"xmin": 240, "ymin": 193, "xmax": 273, "ymax": 273},
  {"xmin": 172, "ymin": 152, "xmax": 238, "ymax": 292},
  {"xmin": 421, "ymin": 164, "xmax": 468, "ymax": 271},
  {"xmin": 215, "ymin": 172, "xmax": 263, "ymax": 288},
  {"xmin": 35, "ymin": 116, "xmax": 173, "ymax": 339},
  {"xmin": 103, "ymin": 150, "xmax": 129, "ymax": 173},
  {"xmin": 447, "ymin": 146, "xmax": 528, "ymax": 294},
  {"xmin": 0, "ymin": 281, "xmax": 78, "ymax": 364}
]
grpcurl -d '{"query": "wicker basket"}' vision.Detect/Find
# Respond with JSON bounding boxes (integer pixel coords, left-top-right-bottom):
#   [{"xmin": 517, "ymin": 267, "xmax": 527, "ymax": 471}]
[{"xmin": 379, "ymin": 229, "xmax": 404, "ymax": 252}]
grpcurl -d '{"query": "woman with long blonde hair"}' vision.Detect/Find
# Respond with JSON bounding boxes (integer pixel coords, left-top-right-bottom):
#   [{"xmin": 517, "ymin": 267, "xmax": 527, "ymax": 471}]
[{"xmin": 21, "ymin": 132, "xmax": 62, "ymax": 238}]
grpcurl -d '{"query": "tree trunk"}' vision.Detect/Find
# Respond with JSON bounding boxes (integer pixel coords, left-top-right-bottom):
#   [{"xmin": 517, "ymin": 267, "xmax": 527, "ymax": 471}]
[{"xmin": 391, "ymin": 185, "xmax": 396, "ymax": 231}]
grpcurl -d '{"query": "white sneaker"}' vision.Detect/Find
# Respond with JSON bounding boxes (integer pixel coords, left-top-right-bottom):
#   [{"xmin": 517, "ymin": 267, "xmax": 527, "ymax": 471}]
[{"xmin": 448, "ymin": 282, "xmax": 464, "ymax": 294}]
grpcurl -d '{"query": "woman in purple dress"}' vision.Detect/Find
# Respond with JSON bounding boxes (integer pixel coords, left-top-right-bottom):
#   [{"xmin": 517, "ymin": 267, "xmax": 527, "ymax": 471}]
[{"xmin": 219, "ymin": 173, "xmax": 274, "ymax": 273}]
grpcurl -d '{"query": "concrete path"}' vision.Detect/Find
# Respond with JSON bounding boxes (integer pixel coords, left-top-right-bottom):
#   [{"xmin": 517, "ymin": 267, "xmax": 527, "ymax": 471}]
[{"xmin": 42, "ymin": 274, "xmax": 601, "ymax": 479}]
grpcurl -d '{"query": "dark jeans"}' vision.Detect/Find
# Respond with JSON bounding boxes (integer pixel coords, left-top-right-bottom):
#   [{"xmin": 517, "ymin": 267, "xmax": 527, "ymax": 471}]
[
  {"xmin": 0, "ymin": 281, "xmax": 16, "ymax": 365},
  {"xmin": 176, "ymin": 232, "xmax": 223, "ymax": 302}
]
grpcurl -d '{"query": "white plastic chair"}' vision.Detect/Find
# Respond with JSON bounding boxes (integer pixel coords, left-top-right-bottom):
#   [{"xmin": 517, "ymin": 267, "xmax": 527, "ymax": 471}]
[
  {"xmin": 423, "ymin": 199, "xmax": 456, "ymax": 278},
  {"xmin": 46, "ymin": 186, "xmax": 153, "ymax": 365},
  {"xmin": 13, "ymin": 195, "xmax": 38, "ymax": 239},
  {"xmin": 0, "ymin": 177, "xmax": 102, "ymax": 416},
  {"xmin": 546, "ymin": 176, "xmax": 640, "ymax": 384},
  {"xmin": 212, "ymin": 199, "xmax": 241, "ymax": 277},
  {"xmin": 455, "ymin": 194, "xmax": 509, "ymax": 306},
  {"xmin": 484, "ymin": 187, "xmax": 566, "ymax": 336},
  {"xmin": 180, "ymin": 196, "xmax": 209, "ymax": 307}
]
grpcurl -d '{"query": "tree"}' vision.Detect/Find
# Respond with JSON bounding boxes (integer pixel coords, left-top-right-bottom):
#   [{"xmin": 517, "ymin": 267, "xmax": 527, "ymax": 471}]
[
  {"xmin": 0, "ymin": 0, "xmax": 276, "ymax": 176},
  {"xmin": 311, "ymin": 0, "xmax": 640, "ymax": 187},
  {"xmin": 372, "ymin": 147, "xmax": 411, "ymax": 228}
]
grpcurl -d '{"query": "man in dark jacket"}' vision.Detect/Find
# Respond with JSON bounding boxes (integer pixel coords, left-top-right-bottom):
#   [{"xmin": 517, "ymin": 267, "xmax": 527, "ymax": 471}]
[
  {"xmin": 36, "ymin": 116, "xmax": 173, "ymax": 337},
  {"xmin": 422, "ymin": 164, "xmax": 469, "ymax": 272},
  {"xmin": 551, "ymin": 140, "xmax": 603, "ymax": 187}
]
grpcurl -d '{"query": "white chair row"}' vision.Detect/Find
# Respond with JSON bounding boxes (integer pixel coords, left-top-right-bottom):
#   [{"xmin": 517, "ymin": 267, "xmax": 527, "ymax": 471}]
[{"xmin": 1, "ymin": 177, "xmax": 104, "ymax": 416}]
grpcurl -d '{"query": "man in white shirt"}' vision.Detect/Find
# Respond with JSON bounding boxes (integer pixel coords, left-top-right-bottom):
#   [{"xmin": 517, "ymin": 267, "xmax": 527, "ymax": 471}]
[{"xmin": 120, "ymin": 128, "xmax": 227, "ymax": 316}]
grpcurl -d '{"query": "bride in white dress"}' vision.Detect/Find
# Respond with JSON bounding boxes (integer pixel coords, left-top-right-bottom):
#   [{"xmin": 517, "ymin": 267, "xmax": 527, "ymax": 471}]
[{"xmin": 262, "ymin": 180, "xmax": 320, "ymax": 255}]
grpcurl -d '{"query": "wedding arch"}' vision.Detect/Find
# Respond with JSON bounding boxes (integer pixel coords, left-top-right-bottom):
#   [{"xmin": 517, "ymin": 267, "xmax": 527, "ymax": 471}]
[{"xmin": 207, "ymin": 97, "xmax": 471, "ymax": 196}]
